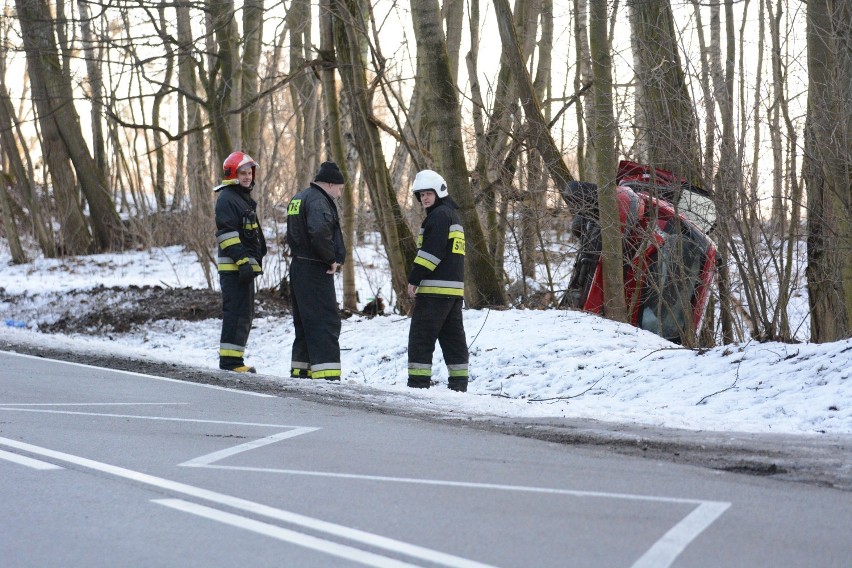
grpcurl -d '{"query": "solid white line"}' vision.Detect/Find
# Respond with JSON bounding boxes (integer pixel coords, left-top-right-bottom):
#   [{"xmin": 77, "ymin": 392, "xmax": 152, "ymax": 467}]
[
  {"xmin": 0, "ymin": 402, "xmax": 190, "ymax": 406},
  {"xmin": 0, "ymin": 436, "xmax": 497, "ymax": 568},
  {"xmin": 0, "ymin": 448, "xmax": 63, "ymax": 470},
  {"xmin": 0, "ymin": 350, "xmax": 274, "ymax": 397},
  {"xmin": 179, "ymin": 427, "xmax": 319, "ymax": 467},
  {"xmin": 630, "ymin": 501, "xmax": 731, "ymax": 568},
  {"xmin": 0, "ymin": 407, "xmax": 311, "ymax": 429},
  {"xmin": 186, "ymin": 464, "xmax": 717, "ymax": 506},
  {"xmin": 153, "ymin": 499, "xmax": 420, "ymax": 568}
]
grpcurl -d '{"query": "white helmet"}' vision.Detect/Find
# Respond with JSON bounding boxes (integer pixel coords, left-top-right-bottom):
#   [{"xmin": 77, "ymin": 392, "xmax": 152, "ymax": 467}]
[{"xmin": 412, "ymin": 169, "xmax": 448, "ymax": 199}]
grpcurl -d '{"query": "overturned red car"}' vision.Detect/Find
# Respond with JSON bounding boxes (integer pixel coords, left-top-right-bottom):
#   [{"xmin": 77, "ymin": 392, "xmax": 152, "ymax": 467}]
[{"xmin": 560, "ymin": 161, "xmax": 718, "ymax": 344}]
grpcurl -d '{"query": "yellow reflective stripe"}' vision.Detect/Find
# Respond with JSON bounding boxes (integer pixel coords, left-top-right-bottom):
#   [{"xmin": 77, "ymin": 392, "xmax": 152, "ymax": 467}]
[
  {"xmin": 219, "ymin": 348, "xmax": 244, "ymax": 358},
  {"xmin": 448, "ymin": 369, "xmax": 469, "ymax": 377},
  {"xmin": 235, "ymin": 257, "xmax": 250, "ymax": 265},
  {"xmin": 414, "ymin": 256, "xmax": 437, "ymax": 271},
  {"xmin": 218, "ymin": 264, "xmax": 238, "ymax": 271},
  {"xmin": 448, "ymin": 230, "xmax": 464, "ymax": 240},
  {"xmin": 244, "ymin": 222, "xmax": 259, "ymax": 229},
  {"xmin": 311, "ymin": 369, "xmax": 341, "ymax": 379},
  {"xmin": 408, "ymin": 368, "xmax": 432, "ymax": 376},
  {"xmin": 219, "ymin": 237, "xmax": 241, "ymax": 249},
  {"xmin": 416, "ymin": 286, "xmax": 464, "ymax": 296}
]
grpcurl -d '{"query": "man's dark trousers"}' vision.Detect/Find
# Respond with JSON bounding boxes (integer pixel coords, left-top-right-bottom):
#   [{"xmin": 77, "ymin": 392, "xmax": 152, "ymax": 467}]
[
  {"xmin": 219, "ymin": 272, "xmax": 255, "ymax": 368},
  {"xmin": 408, "ymin": 296, "xmax": 468, "ymax": 389},
  {"xmin": 290, "ymin": 258, "xmax": 342, "ymax": 380}
]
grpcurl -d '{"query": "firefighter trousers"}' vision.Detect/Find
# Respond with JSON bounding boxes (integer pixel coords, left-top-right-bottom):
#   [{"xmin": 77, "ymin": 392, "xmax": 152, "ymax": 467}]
[
  {"xmin": 219, "ymin": 272, "xmax": 255, "ymax": 369},
  {"xmin": 289, "ymin": 258, "xmax": 342, "ymax": 380},
  {"xmin": 407, "ymin": 296, "xmax": 469, "ymax": 389}
]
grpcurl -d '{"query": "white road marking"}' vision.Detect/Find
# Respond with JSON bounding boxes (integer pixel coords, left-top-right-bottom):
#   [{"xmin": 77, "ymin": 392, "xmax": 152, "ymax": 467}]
[
  {"xmin": 0, "ymin": 407, "xmax": 311, "ymax": 429},
  {"xmin": 0, "ymin": 351, "xmax": 274, "ymax": 397},
  {"xmin": 153, "ymin": 499, "xmax": 421, "ymax": 568},
  {"xmin": 0, "ymin": 436, "xmax": 498, "ymax": 568},
  {"xmin": 0, "ymin": 406, "xmax": 320, "ymax": 474},
  {"xmin": 179, "ymin": 427, "xmax": 319, "ymax": 467},
  {"xmin": 0, "ymin": 402, "xmax": 189, "ymax": 406},
  {"xmin": 176, "ymin": 463, "xmax": 720, "ymax": 506},
  {"xmin": 630, "ymin": 501, "xmax": 731, "ymax": 568},
  {"xmin": 0, "ymin": 448, "xmax": 63, "ymax": 470}
]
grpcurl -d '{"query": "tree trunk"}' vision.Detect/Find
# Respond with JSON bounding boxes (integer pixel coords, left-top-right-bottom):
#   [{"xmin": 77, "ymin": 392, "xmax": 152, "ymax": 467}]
[
  {"xmin": 150, "ymin": 3, "xmax": 174, "ymax": 210},
  {"xmin": 629, "ymin": 0, "xmax": 701, "ymax": 184},
  {"xmin": 76, "ymin": 0, "xmax": 107, "ymax": 173},
  {"xmin": 16, "ymin": 0, "xmax": 90, "ymax": 255},
  {"xmin": 573, "ymin": 0, "xmax": 594, "ymax": 182},
  {"xmin": 208, "ymin": 0, "xmax": 240, "ymax": 157},
  {"xmin": 177, "ymin": 1, "xmax": 214, "ymax": 287},
  {"xmin": 17, "ymin": 0, "xmax": 124, "ymax": 251},
  {"xmin": 0, "ymin": 83, "xmax": 55, "ymax": 257},
  {"xmin": 520, "ymin": 0, "xmax": 553, "ymax": 283},
  {"xmin": 492, "ymin": 0, "xmax": 574, "ymax": 193},
  {"xmin": 320, "ymin": 0, "xmax": 357, "ymax": 311},
  {"xmin": 588, "ymin": 0, "xmax": 626, "ymax": 322},
  {"xmin": 0, "ymin": 180, "xmax": 26, "ymax": 263},
  {"xmin": 804, "ymin": 0, "xmax": 852, "ymax": 342},
  {"xmin": 709, "ymin": 1, "xmax": 737, "ymax": 343},
  {"xmin": 288, "ymin": 0, "xmax": 320, "ymax": 187},
  {"xmin": 413, "ymin": 0, "xmax": 506, "ymax": 307},
  {"xmin": 333, "ymin": 0, "xmax": 415, "ymax": 312},
  {"xmin": 241, "ymin": 0, "xmax": 264, "ymax": 155}
]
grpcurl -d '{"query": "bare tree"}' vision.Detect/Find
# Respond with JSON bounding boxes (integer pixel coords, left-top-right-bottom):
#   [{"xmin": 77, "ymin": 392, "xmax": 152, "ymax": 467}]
[
  {"xmin": 16, "ymin": 0, "xmax": 124, "ymax": 252},
  {"xmin": 332, "ymin": 0, "xmax": 415, "ymax": 311},
  {"xmin": 413, "ymin": 0, "xmax": 506, "ymax": 307},
  {"xmin": 628, "ymin": 0, "xmax": 701, "ymax": 183},
  {"xmin": 804, "ymin": 0, "xmax": 852, "ymax": 342},
  {"xmin": 319, "ymin": 0, "xmax": 357, "ymax": 311},
  {"xmin": 288, "ymin": 0, "xmax": 321, "ymax": 187},
  {"xmin": 588, "ymin": 0, "xmax": 626, "ymax": 322}
]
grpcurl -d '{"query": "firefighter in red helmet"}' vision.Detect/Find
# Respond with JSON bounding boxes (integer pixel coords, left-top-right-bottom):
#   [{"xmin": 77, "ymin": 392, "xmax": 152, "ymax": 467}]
[{"xmin": 214, "ymin": 151, "xmax": 267, "ymax": 373}]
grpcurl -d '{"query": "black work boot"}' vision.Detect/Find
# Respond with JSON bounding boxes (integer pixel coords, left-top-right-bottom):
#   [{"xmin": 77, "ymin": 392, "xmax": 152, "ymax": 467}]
[
  {"xmin": 407, "ymin": 376, "xmax": 431, "ymax": 389},
  {"xmin": 448, "ymin": 378, "xmax": 468, "ymax": 392}
]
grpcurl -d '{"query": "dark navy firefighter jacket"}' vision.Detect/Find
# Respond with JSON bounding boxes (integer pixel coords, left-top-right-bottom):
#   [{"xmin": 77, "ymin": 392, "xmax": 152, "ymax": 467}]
[
  {"xmin": 408, "ymin": 197, "xmax": 465, "ymax": 298},
  {"xmin": 215, "ymin": 185, "xmax": 267, "ymax": 275},
  {"xmin": 286, "ymin": 183, "xmax": 346, "ymax": 266}
]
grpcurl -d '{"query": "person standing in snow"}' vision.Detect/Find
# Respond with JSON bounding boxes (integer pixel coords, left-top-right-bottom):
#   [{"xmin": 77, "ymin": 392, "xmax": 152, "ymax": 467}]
[
  {"xmin": 406, "ymin": 169, "xmax": 469, "ymax": 392},
  {"xmin": 214, "ymin": 151, "xmax": 267, "ymax": 373},
  {"xmin": 286, "ymin": 161, "xmax": 347, "ymax": 381}
]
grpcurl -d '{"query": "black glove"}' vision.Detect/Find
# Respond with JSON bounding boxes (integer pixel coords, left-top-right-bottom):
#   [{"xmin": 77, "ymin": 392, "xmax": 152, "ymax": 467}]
[{"xmin": 238, "ymin": 261, "xmax": 254, "ymax": 284}]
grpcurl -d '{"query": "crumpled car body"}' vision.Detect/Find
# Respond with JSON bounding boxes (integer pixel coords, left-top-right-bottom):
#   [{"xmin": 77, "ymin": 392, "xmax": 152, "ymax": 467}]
[{"xmin": 561, "ymin": 161, "xmax": 718, "ymax": 344}]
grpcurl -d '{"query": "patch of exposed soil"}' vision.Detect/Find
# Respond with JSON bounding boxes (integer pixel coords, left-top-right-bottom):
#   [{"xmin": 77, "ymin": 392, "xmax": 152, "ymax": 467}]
[{"xmin": 0, "ymin": 285, "xmax": 291, "ymax": 334}]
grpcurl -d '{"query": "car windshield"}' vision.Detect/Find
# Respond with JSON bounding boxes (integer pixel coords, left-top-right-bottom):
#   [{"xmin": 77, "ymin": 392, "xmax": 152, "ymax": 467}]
[{"xmin": 678, "ymin": 188, "xmax": 717, "ymax": 234}]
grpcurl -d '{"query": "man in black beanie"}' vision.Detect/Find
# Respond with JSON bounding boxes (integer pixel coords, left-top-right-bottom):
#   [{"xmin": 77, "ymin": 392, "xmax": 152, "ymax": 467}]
[{"xmin": 286, "ymin": 161, "xmax": 346, "ymax": 381}]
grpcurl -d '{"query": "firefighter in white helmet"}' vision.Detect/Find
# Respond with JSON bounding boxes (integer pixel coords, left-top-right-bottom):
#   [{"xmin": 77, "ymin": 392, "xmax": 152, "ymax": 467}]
[{"xmin": 406, "ymin": 169, "xmax": 469, "ymax": 392}]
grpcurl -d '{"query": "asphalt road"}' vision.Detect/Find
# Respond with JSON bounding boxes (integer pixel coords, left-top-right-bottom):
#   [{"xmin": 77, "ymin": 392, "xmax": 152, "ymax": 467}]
[{"xmin": 1, "ymin": 351, "xmax": 850, "ymax": 567}]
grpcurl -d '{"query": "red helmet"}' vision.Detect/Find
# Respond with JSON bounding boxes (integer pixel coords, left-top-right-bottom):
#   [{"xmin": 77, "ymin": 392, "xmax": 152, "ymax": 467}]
[{"xmin": 222, "ymin": 151, "xmax": 257, "ymax": 185}]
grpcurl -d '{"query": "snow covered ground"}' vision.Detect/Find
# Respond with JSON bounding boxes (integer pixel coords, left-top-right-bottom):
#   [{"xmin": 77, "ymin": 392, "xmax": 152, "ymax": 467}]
[{"xmin": 1, "ymin": 243, "xmax": 849, "ymax": 436}]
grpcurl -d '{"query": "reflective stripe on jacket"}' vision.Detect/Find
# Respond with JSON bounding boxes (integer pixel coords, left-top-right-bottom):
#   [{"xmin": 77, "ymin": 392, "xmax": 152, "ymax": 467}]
[
  {"xmin": 408, "ymin": 198, "xmax": 465, "ymax": 298},
  {"xmin": 214, "ymin": 185, "xmax": 267, "ymax": 273}
]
